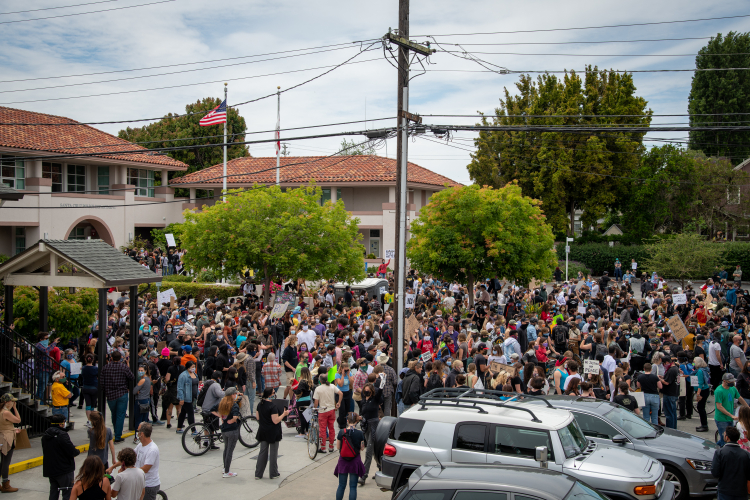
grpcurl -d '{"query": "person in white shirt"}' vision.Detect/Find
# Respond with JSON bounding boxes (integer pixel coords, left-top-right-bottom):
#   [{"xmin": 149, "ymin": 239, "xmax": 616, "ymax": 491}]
[
  {"xmin": 563, "ymin": 362, "xmax": 582, "ymax": 391},
  {"xmin": 601, "ymin": 346, "xmax": 617, "ymax": 385},
  {"xmin": 631, "ymin": 259, "xmax": 637, "ymax": 272},
  {"xmin": 556, "ymin": 291, "xmax": 567, "ymax": 306},
  {"xmin": 134, "ymin": 423, "xmax": 159, "ymax": 500},
  {"xmin": 296, "ymin": 323, "xmax": 316, "ymax": 351},
  {"xmin": 110, "ymin": 448, "xmax": 145, "ymax": 500}
]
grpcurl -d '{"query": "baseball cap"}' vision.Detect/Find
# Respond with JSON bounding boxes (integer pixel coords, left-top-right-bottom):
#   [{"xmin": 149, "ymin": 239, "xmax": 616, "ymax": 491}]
[
  {"xmin": 723, "ymin": 373, "xmax": 737, "ymax": 383},
  {"xmin": 721, "ymin": 321, "xmax": 729, "ymax": 327},
  {"xmin": 0, "ymin": 393, "xmax": 17, "ymax": 403},
  {"xmin": 225, "ymin": 387, "xmax": 238, "ymax": 396},
  {"xmin": 510, "ymin": 353, "xmax": 519, "ymax": 359},
  {"xmin": 182, "ymin": 345, "xmax": 192, "ymax": 352},
  {"xmin": 149, "ymin": 350, "xmax": 159, "ymax": 358}
]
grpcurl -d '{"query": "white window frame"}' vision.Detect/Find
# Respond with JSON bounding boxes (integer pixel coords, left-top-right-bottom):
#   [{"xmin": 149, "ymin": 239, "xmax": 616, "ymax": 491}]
[
  {"xmin": 128, "ymin": 168, "xmax": 154, "ymax": 197},
  {"xmin": 0, "ymin": 155, "xmax": 25, "ymax": 190},
  {"xmin": 728, "ymin": 186, "xmax": 741, "ymax": 205}
]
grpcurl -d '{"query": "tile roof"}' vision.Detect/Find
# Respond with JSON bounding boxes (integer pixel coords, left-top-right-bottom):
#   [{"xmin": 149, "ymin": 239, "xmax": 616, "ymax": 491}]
[
  {"xmin": 0, "ymin": 106, "xmax": 187, "ymax": 169},
  {"xmin": 43, "ymin": 239, "xmax": 162, "ymax": 286},
  {"xmin": 169, "ymin": 155, "xmax": 462, "ymax": 188}
]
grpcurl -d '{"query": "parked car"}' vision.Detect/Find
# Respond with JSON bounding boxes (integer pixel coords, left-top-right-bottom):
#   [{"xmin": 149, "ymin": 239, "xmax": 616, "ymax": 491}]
[
  {"xmin": 394, "ymin": 462, "xmax": 611, "ymax": 500},
  {"xmin": 375, "ymin": 388, "xmax": 673, "ymax": 500},
  {"xmin": 528, "ymin": 396, "xmax": 716, "ymax": 500}
]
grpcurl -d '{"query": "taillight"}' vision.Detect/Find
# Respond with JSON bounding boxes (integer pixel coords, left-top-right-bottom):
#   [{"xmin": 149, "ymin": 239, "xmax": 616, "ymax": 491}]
[{"xmin": 383, "ymin": 444, "xmax": 397, "ymax": 457}]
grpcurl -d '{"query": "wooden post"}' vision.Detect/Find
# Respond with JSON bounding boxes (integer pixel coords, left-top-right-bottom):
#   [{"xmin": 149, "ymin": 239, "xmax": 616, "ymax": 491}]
[{"xmin": 97, "ymin": 288, "xmax": 108, "ymax": 419}]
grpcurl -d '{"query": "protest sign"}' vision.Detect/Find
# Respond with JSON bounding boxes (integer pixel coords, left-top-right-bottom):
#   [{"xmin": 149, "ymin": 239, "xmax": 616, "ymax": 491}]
[
  {"xmin": 158, "ymin": 288, "xmax": 177, "ymax": 307},
  {"xmin": 666, "ymin": 315, "xmax": 689, "ymax": 341},
  {"xmin": 165, "ymin": 233, "xmax": 176, "ymax": 247},
  {"xmin": 270, "ymin": 302, "xmax": 289, "ymax": 320},
  {"xmin": 385, "ymin": 249, "xmax": 395, "ymax": 259},
  {"xmin": 69, "ymin": 362, "xmax": 82, "ymax": 376},
  {"xmin": 672, "ymin": 293, "xmax": 687, "ymax": 305},
  {"xmin": 489, "ymin": 362, "xmax": 515, "ymax": 377},
  {"xmin": 157, "ymin": 341, "xmax": 167, "ymax": 352},
  {"xmin": 577, "ymin": 304, "xmax": 586, "ymax": 315},
  {"xmin": 583, "ymin": 359, "xmax": 599, "ymax": 375},
  {"xmin": 405, "ymin": 293, "xmax": 416, "ymax": 309},
  {"xmin": 421, "ymin": 351, "xmax": 432, "ymax": 363},
  {"xmin": 273, "ymin": 291, "xmax": 296, "ymax": 308},
  {"xmin": 380, "ymin": 286, "xmax": 387, "ymax": 295},
  {"xmin": 405, "ymin": 314, "xmax": 420, "ymax": 339},
  {"xmin": 188, "ymin": 298, "xmax": 195, "ymax": 308}
]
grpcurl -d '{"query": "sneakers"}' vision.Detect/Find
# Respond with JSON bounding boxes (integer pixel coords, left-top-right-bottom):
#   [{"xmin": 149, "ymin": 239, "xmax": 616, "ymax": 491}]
[
  {"xmin": 270, "ymin": 475, "xmax": 280, "ymax": 480},
  {"xmin": 294, "ymin": 434, "xmax": 305, "ymax": 438},
  {"xmin": 222, "ymin": 472, "xmax": 238, "ymax": 478},
  {"xmin": 318, "ymin": 448, "xmax": 327, "ymax": 454},
  {"xmin": 85, "ymin": 421, "xmax": 92, "ymax": 428},
  {"xmin": 175, "ymin": 429, "xmax": 184, "ymax": 434},
  {"xmin": 152, "ymin": 420, "xmax": 165, "ymax": 426}
]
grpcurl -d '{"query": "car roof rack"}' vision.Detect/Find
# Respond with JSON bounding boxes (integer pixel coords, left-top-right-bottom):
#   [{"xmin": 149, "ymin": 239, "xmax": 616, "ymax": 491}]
[{"xmin": 417, "ymin": 388, "xmax": 553, "ymax": 422}]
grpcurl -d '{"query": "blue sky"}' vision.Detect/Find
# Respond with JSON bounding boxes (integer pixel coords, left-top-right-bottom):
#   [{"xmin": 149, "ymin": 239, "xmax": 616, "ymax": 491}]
[{"xmin": 0, "ymin": 0, "xmax": 747, "ymax": 185}]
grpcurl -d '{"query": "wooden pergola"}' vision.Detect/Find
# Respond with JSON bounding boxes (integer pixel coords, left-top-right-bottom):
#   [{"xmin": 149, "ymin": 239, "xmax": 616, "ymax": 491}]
[{"xmin": 0, "ymin": 239, "xmax": 161, "ymax": 429}]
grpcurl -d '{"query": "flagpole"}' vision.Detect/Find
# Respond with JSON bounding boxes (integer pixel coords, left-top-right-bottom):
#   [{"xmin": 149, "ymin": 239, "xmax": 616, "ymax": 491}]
[
  {"xmin": 223, "ymin": 83, "xmax": 228, "ymax": 202},
  {"xmin": 276, "ymin": 86, "xmax": 280, "ymax": 186}
]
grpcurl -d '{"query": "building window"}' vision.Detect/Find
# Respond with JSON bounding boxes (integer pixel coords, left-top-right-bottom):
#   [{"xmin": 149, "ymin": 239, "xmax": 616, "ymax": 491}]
[
  {"xmin": 319, "ymin": 188, "xmax": 342, "ymax": 205},
  {"xmin": 0, "ymin": 155, "xmax": 25, "ymax": 190},
  {"xmin": 42, "ymin": 162, "xmax": 63, "ymax": 192},
  {"xmin": 67, "ymin": 164, "xmax": 86, "ymax": 192},
  {"xmin": 728, "ymin": 186, "xmax": 741, "ymax": 205},
  {"xmin": 128, "ymin": 168, "xmax": 154, "ymax": 197},
  {"xmin": 573, "ymin": 220, "xmax": 582, "ymax": 236},
  {"xmin": 369, "ymin": 229, "xmax": 381, "ymax": 237},
  {"xmin": 97, "ymin": 166, "xmax": 110, "ymax": 195},
  {"xmin": 68, "ymin": 227, "xmax": 85, "ymax": 240},
  {"xmin": 14, "ymin": 227, "xmax": 25, "ymax": 255}
]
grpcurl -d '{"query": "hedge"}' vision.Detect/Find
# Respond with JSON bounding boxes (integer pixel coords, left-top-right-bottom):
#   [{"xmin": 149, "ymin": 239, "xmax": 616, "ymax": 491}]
[
  {"xmin": 562, "ymin": 241, "xmax": 750, "ymax": 277},
  {"xmin": 138, "ymin": 282, "xmax": 243, "ymax": 304}
]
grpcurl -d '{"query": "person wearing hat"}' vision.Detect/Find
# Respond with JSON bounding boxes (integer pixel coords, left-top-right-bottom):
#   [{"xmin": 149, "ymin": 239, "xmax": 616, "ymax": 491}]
[
  {"xmin": 180, "ymin": 344, "xmax": 197, "ymax": 367},
  {"xmin": 714, "ymin": 372, "xmax": 749, "ymax": 446},
  {"xmin": 0, "ymin": 393, "xmax": 20, "ymax": 493},
  {"xmin": 376, "ymin": 354, "xmax": 398, "ymax": 416}
]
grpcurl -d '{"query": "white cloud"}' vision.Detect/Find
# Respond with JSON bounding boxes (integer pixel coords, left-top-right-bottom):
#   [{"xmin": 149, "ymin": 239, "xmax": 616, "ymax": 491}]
[{"xmin": 0, "ymin": 0, "xmax": 746, "ymax": 186}]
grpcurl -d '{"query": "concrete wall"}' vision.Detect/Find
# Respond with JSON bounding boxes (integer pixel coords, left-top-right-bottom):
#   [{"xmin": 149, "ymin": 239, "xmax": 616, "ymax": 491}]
[{"xmin": 346, "ymin": 187, "xmax": 389, "ymax": 212}]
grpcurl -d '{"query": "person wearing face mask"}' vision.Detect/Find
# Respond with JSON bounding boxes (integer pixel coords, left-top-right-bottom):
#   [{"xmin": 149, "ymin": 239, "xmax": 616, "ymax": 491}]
[
  {"xmin": 358, "ymin": 382, "xmax": 382, "ymax": 486},
  {"xmin": 296, "ymin": 322, "xmax": 316, "ymax": 352},
  {"xmin": 133, "ymin": 365, "xmax": 152, "ymax": 429},
  {"xmin": 163, "ymin": 325, "xmax": 176, "ymax": 345},
  {"xmin": 714, "ymin": 373, "xmax": 749, "ymax": 447},
  {"xmin": 50, "ymin": 371, "xmax": 73, "ymax": 422},
  {"xmin": 60, "ymin": 350, "xmax": 80, "ymax": 408},
  {"xmin": 216, "ymin": 388, "xmax": 242, "ymax": 478},
  {"xmin": 175, "ymin": 361, "xmax": 197, "ymax": 434}
]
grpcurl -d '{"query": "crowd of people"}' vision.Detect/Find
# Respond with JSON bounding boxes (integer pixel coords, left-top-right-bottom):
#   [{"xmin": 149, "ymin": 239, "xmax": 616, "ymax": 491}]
[{"xmin": 5, "ymin": 256, "xmax": 750, "ymax": 500}]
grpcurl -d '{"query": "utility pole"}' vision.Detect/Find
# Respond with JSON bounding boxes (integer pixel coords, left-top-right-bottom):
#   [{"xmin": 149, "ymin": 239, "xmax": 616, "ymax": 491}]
[
  {"xmin": 389, "ymin": 0, "xmax": 433, "ymax": 386},
  {"xmin": 276, "ymin": 86, "xmax": 281, "ymax": 185},
  {"xmin": 222, "ymin": 83, "xmax": 227, "ymax": 202}
]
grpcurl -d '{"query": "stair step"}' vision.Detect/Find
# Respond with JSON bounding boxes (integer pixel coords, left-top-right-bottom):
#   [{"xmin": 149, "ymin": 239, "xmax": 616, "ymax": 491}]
[
  {"xmin": 0, "ymin": 381, "xmax": 12, "ymax": 389},
  {"xmin": 16, "ymin": 393, "xmax": 30, "ymax": 402},
  {"xmin": 9, "ymin": 387, "xmax": 20, "ymax": 394}
]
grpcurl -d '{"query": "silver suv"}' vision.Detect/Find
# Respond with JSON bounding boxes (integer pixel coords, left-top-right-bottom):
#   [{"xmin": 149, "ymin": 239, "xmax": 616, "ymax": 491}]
[{"xmin": 374, "ymin": 389, "xmax": 674, "ymax": 500}]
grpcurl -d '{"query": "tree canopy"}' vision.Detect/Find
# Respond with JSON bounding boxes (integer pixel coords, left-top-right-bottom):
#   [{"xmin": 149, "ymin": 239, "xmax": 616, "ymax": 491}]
[
  {"xmin": 12, "ymin": 287, "xmax": 98, "ymax": 341},
  {"xmin": 467, "ymin": 67, "xmax": 652, "ymax": 235},
  {"xmin": 118, "ymin": 97, "xmax": 249, "ymax": 184},
  {"xmin": 642, "ymin": 233, "xmax": 725, "ymax": 288},
  {"xmin": 688, "ymin": 32, "xmax": 750, "ymax": 164},
  {"xmin": 177, "ymin": 185, "xmax": 366, "ymax": 303},
  {"xmin": 407, "ymin": 183, "xmax": 557, "ymax": 306},
  {"xmin": 337, "ymin": 138, "xmax": 375, "ymax": 156}
]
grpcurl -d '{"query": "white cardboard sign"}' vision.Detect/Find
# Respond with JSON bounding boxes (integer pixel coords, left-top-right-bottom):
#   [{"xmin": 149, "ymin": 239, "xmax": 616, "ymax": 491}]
[
  {"xmin": 672, "ymin": 294, "xmax": 687, "ymax": 305},
  {"xmin": 165, "ymin": 233, "xmax": 176, "ymax": 247},
  {"xmin": 583, "ymin": 359, "xmax": 599, "ymax": 375},
  {"xmin": 405, "ymin": 293, "xmax": 416, "ymax": 309}
]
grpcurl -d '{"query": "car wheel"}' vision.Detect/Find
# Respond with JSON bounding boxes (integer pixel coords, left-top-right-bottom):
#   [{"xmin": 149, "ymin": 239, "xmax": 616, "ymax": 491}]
[{"xmin": 664, "ymin": 465, "xmax": 688, "ymax": 500}]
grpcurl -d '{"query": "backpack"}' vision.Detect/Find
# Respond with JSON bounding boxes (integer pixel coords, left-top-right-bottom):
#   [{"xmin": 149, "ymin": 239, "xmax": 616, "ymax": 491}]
[
  {"xmin": 425, "ymin": 372, "xmax": 443, "ymax": 391},
  {"xmin": 197, "ymin": 380, "xmax": 214, "ymax": 407},
  {"xmin": 353, "ymin": 345, "xmax": 361, "ymax": 359},
  {"xmin": 595, "ymin": 343, "xmax": 608, "ymax": 358},
  {"xmin": 340, "ymin": 429, "xmax": 357, "ymax": 461},
  {"xmin": 554, "ymin": 326, "xmax": 566, "ymax": 346}
]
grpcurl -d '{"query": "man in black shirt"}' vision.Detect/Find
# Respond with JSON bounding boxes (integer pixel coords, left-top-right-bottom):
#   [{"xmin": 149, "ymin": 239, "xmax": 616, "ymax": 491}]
[
  {"xmin": 694, "ymin": 335, "xmax": 706, "ymax": 362},
  {"xmin": 712, "ymin": 426, "xmax": 750, "ymax": 498},
  {"xmin": 660, "ymin": 355, "xmax": 680, "ymax": 429}
]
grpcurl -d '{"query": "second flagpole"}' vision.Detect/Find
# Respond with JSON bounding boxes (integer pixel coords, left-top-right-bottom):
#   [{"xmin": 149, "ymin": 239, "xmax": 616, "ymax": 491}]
[{"xmin": 223, "ymin": 83, "xmax": 228, "ymax": 202}]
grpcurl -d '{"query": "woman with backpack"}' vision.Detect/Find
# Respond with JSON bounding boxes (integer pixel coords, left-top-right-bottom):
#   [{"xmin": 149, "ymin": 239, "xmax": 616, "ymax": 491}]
[
  {"xmin": 359, "ymin": 382, "xmax": 382, "ymax": 486},
  {"xmin": 424, "ymin": 361, "xmax": 445, "ymax": 392},
  {"xmin": 335, "ymin": 412, "xmax": 366, "ymax": 500}
]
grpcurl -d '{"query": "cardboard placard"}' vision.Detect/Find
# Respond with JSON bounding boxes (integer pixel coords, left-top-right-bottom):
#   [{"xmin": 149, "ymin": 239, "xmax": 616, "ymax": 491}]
[
  {"xmin": 672, "ymin": 293, "xmax": 687, "ymax": 305},
  {"xmin": 529, "ymin": 279, "xmax": 539, "ymax": 291},
  {"xmin": 165, "ymin": 233, "xmax": 177, "ymax": 247},
  {"xmin": 157, "ymin": 341, "xmax": 167, "ymax": 352},
  {"xmin": 405, "ymin": 314, "xmax": 420, "ymax": 339},
  {"xmin": 14, "ymin": 428, "xmax": 30, "ymax": 450},
  {"xmin": 631, "ymin": 391, "xmax": 645, "ymax": 408},
  {"xmin": 405, "ymin": 293, "xmax": 416, "ymax": 309},
  {"xmin": 385, "ymin": 249, "xmax": 395, "ymax": 259},
  {"xmin": 576, "ymin": 280, "xmax": 585, "ymax": 291},
  {"xmin": 583, "ymin": 359, "xmax": 599, "ymax": 375},
  {"xmin": 170, "ymin": 296, "xmax": 176, "ymax": 309},
  {"xmin": 577, "ymin": 304, "xmax": 586, "ymax": 315},
  {"xmin": 568, "ymin": 339, "xmax": 579, "ymax": 355},
  {"xmin": 158, "ymin": 288, "xmax": 177, "ymax": 307},
  {"xmin": 270, "ymin": 302, "xmax": 289, "ymax": 320},
  {"xmin": 667, "ymin": 315, "xmax": 689, "ymax": 341},
  {"xmin": 421, "ymin": 351, "xmax": 432, "ymax": 363},
  {"xmin": 274, "ymin": 291, "xmax": 296, "ymax": 307},
  {"xmin": 489, "ymin": 361, "xmax": 514, "ymax": 376},
  {"xmin": 188, "ymin": 298, "xmax": 195, "ymax": 307},
  {"xmin": 380, "ymin": 286, "xmax": 387, "ymax": 295}
]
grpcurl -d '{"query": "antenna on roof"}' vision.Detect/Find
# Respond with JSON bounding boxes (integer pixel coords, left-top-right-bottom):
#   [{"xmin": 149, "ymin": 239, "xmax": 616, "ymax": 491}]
[{"xmin": 423, "ymin": 439, "xmax": 445, "ymax": 470}]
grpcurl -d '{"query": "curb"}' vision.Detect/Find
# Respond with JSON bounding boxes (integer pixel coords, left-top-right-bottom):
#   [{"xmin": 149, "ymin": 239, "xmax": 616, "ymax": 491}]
[{"xmin": 9, "ymin": 431, "xmax": 136, "ymax": 475}]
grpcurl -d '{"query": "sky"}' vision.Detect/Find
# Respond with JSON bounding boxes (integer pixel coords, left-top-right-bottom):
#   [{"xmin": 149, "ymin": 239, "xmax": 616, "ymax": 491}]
[{"xmin": 0, "ymin": 0, "xmax": 747, "ymax": 186}]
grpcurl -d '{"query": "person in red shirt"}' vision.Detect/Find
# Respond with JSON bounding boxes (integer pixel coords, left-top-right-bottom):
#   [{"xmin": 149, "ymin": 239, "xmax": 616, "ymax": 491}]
[
  {"xmin": 377, "ymin": 259, "xmax": 390, "ymax": 278},
  {"xmin": 417, "ymin": 337, "xmax": 434, "ymax": 359}
]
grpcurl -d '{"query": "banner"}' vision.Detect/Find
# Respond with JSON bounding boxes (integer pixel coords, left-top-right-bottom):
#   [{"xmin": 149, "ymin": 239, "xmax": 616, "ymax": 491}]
[{"xmin": 270, "ymin": 302, "xmax": 289, "ymax": 319}]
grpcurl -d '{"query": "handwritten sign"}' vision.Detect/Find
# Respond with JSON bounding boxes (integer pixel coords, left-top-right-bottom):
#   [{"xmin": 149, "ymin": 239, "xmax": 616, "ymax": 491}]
[
  {"xmin": 583, "ymin": 359, "xmax": 599, "ymax": 375},
  {"xmin": 157, "ymin": 341, "xmax": 167, "ymax": 352},
  {"xmin": 529, "ymin": 279, "xmax": 539, "ymax": 291},
  {"xmin": 385, "ymin": 249, "xmax": 395, "ymax": 259},
  {"xmin": 165, "ymin": 233, "xmax": 176, "ymax": 247},
  {"xmin": 489, "ymin": 361, "xmax": 514, "ymax": 376},
  {"xmin": 380, "ymin": 286, "xmax": 387, "ymax": 295},
  {"xmin": 158, "ymin": 288, "xmax": 177, "ymax": 307},
  {"xmin": 405, "ymin": 314, "xmax": 420, "ymax": 339},
  {"xmin": 577, "ymin": 304, "xmax": 586, "ymax": 315},
  {"xmin": 667, "ymin": 315, "xmax": 690, "ymax": 341},
  {"xmin": 405, "ymin": 293, "xmax": 416, "ymax": 309},
  {"xmin": 421, "ymin": 351, "xmax": 432, "ymax": 363},
  {"xmin": 270, "ymin": 302, "xmax": 289, "ymax": 320},
  {"xmin": 672, "ymin": 293, "xmax": 687, "ymax": 305}
]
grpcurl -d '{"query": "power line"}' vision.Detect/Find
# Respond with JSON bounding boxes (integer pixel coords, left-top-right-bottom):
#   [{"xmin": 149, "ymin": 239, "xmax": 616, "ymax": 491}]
[
  {"xmin": 443, "ymin": 50, "xmax": 750, "ymax": 57},
  {"xmin": 415, "ymin": 13, "xmax": 750, "ymax": 37},
  {"xmin": 0, "ymin": 55, "xmax": 383, "ymax": 106},
  {"xmin": 424, "ymin": 67, "xmax": 750, "ymax": 74},
  {"xmin": 437, "ymin": 36, "xmax": 715, "ymax": 46},
  {"xmin": 424, "ymin": 113, "xmax": 750, "ymax": 118},
  {"xmin": 0, "ymin": 0, "xmax": 175, "ymax": 24},
  {"xmin": 0, "ymin": 0, "xmax": 117, "ymax": 15}
]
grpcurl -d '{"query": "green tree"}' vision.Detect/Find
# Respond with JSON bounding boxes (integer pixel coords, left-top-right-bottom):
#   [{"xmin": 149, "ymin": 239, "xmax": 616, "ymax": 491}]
[
  {"xmin": 118, "ymin": 97, "xmax": 250, "ymax": 190},
  {"xmin": 407, "ymin": 183, "xmax": 557, "ymax": 307},
  {"xmin": 336, "ymin": 138, "xmax": 375, "ymax": 156},
  {"xmin": 12, "ymin": 287, "xmax": 98, "ymax": 341},
  {"xmin": 151, "ymin": 223, "xmax": 183, "ymax": 251},
  {"xmin": 642, "ymin": 233, "xmax": 725, "ymax": 288},
  {"xmin": 688, "ymin": 32, "xmax": 750, "ymax": 164},
  {"xmin": 177, "ymin": 185, "xmax": 365, "ymax": 304},
  {"xmin": 468, "ymin": 67, "xmax": 652, "ymax": 235}
]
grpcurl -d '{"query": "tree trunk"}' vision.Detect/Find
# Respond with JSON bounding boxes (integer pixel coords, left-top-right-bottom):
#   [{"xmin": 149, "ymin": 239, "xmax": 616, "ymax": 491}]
[
  {"xmin": 569, "ymin": 201, "xmax": 576, "ymax": 237},
  {"xmin": 263, "ymin": 263, "xmax": 271, "ymax": 306},
  {"xmin": 467, "ymin": 271, "xmax": 475, "ymax": 309}
]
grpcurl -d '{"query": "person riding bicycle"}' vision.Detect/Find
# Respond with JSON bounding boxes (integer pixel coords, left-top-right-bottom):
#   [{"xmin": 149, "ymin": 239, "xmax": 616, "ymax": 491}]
[{"xmin": 200, "ymin": 371, "xmax": 225, "ymax": 448}]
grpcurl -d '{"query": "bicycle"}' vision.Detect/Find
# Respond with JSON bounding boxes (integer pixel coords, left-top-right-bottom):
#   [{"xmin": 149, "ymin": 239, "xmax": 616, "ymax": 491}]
[
  {"xmin": 307, "ymin": 408, "xmax": 319, "ymax": 460},
  {"xmin": 693, "ymin": 387, "xmax": 715, "ymax": 416},
  {"xmin": 181, "ymin": 412, "xmax": 260, "ymax": 456}
]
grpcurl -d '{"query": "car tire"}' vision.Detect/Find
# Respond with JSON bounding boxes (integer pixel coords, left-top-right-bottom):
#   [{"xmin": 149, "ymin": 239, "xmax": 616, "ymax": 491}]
[
  {"xmin": 375, "ymin": 416, "xmax": 398, "ymax": 468},
  {"xmin": 664, "ymin": 465, "xmax": 688, "ymax": 500}
]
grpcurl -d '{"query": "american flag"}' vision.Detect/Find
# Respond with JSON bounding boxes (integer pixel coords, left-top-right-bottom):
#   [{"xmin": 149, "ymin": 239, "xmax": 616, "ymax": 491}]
[{"xmin": 199, "ymin": 99, "xmax": 227, "ymax": 126}]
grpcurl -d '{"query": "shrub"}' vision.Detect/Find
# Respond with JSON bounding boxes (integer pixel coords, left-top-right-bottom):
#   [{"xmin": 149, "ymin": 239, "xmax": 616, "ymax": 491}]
[
  {"xmin": 0, "ymin": 254, "xmax": 9, "ymax": 265},
  {"xmin": 195, "ymin": 269, "xmax": 219, "ymax": 283},
  {"xmin": 139, "ymin": 282, "xmax": 242, "ymax": 304},
  {"xmin": 366, "ymin": 253, "xmax": 377, "ymax": 259},
  {"xmin": 161, "ymin": 274, "xmax": 195, "ymax": 283}
]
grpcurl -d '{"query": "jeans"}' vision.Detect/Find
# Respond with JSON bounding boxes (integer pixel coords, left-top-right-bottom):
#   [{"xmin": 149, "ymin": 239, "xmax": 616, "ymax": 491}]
[
  {"xmin": 614, "ymin": 268, "xmax": 622, "ymax": 281},
  {"xmin": 663, "ymin": 395, "xmax": 678, "ymax": 429},
  {"xmin": 383, "ymin": 394, "xmax": 393, "ymax": 417},
  {"xmin": 136, "ymin": 398, "xmax": 151, "ymax": 426},
  {"xmin": 48, "ymin": 472, "xmax": 74, "ymax": 500},
  {"xmin": 716, "ymin": 420, "xmax": 734, "ymax": 447},
  {"xmin": 642, "ymin": 393, "xmax": 660, "ymax": 425},
  {"xmin": 36, "ymin": 372, "xmax": 49, "ymax": 402},
  {"xmin": 362, "ymin": 418, "xmax": 379, "ymax": 478},
  {"xmin": 696, "ymin": 388, "xmax": 710, "ymax": 427},
  {"xmin": 106, "ymin": 393, "xmax": 128, "ymax": 440},
  {"xmin": 319, "ymin": 409, "xmax": 336, "ymax": 450},
  {"xmin": 143, "ymin": 485, "xmax": 160, "ymax": 500},
  {"xmin": 51, "ymin": 406, "xmax": 69, "ymax": 421},
  {"xmin": 255, "ymin": 441, "xmax": 279, "ymax": 478},
  {"xmin": 223, "ymin": 429, "xmax": 239, "ymax": 473},
  {"xmin": 336, "ymin": 473, "xmax": 359, "ymax": 500}
]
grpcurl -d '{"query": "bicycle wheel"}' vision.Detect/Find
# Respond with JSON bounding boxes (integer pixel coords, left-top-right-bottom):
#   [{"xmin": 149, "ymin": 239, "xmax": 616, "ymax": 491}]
[
  {"xmin": 694, "ymin": 389, "xmax": 715, "ymax": 416},
  {"xmin": 182, "ymin": 423, "xmax": 212, "ymax": 456},
  {"xmin": 156, "ymin": 491, "xmax": 168, "ymax": 500},
  {"xmin": 239, "ymin": 417, "xmax": 260, "ymax": 448},
  {"xmin": 307, "ymin": 418, "xmax": 318, "ymax": 459}
]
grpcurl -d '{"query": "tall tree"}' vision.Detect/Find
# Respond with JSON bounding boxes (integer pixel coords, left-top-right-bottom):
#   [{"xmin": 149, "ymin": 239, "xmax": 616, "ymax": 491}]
[
  {"xmin": 688, "ymin": 32, "xmax": 750, "ymax": 164},
  {"xmin": 118, "ymin": 97, "xmax": 249, "ymax": 186},
  {"xmin": 407, "ymin": 183, "xmax": 557, "ymax": 307},
  {"xmin": 468, "ymin": 67, "xmax": 652, "ymax": 235},
  {"xmin": 177, "ymin": 185, "xmax": 365, "ymax": 304},
  {"xmin": 642, "ymin": 233, "xmax": 725, "ymax": 288}
]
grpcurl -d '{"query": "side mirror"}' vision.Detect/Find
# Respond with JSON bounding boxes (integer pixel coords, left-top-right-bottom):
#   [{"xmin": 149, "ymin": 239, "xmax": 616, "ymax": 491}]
[
  {"xmin": 612, "ymin": 434, "xmax": 629, "ymax": 445},
  {"xmin": 535, "ymin": 446, "xmax": 548, "ymax": 463}
]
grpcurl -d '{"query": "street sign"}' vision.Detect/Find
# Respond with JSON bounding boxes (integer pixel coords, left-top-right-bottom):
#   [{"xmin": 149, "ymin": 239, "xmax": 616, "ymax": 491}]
[{"xmin": 565, "ymin": 245, "xmax": 570, "ymax": 253}]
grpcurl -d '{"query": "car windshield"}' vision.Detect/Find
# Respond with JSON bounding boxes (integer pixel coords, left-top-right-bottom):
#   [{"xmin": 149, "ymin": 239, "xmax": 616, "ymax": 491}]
[
  {"xmin": 603, "ymin": 406, "xmax": 657, "ymax": 439},
  {"xmin": 565, "ymin": 481, "xmax": 611, "ymax": 500},
  {"xmin": 558, "ymin": 421, "xmax": 587, "ymax": 458}
]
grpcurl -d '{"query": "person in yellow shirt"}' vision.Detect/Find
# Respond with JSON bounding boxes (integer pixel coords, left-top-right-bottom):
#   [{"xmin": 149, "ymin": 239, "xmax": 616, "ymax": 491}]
[
  {"xmin": 384, "ymin": 291, "xmax": 394, "ymax": 304},
  {"xmin": 50, "ymin": 371, "xmax": 72, "ymax": 421}
]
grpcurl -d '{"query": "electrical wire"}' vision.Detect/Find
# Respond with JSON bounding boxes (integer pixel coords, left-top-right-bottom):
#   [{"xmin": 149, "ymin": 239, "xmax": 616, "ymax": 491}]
[
  {"xmin": 441, "ymin": 50, "xmax": 750, "ymax": 57},
  {"xmin": 0, "ymin": 0, "xmax": 118, "ymax": 15},
  {"xmin": 423, "ymin": 67, "xmax": 750, "ymax": 74},
  {"xmin": 0, "ymin": 55, "xmax": 383, "ymax": 106},
  {"xmin": 436, "ymin": 36, "xmax": 715, "ymax": 46},
  {"xmin": 413, "ymin": 13, "xmax": 750, "ymax": 37},
  {"xmin": 424, "ymin": 113, "xmax": 750, "ymax": 118},
  {"xmin": 0, "ymin": 0, "xmax": 175, "ymax": 24},
  {"xmin": 424, "ymin": 124, "xmax": 750, "ymax": 133}
]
